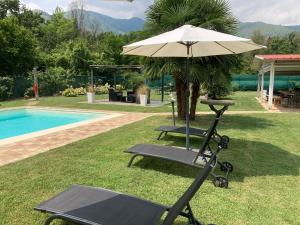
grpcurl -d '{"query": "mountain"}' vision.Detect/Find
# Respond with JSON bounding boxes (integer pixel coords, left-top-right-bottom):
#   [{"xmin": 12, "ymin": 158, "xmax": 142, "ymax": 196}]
[
  {"xmin": 37, "ymin": 9, "xmax": 300, "ymax": 37},
  {"xmin": 66, "ymin": 10, "xmax": 145, "ymax": 34},
  {"xmin": 238, "ymin": 21, "xmax": 300, "ymax": 38},
  {"xmin": 286, "ymin": 25, "xmax": 300, "ymax": 33}
]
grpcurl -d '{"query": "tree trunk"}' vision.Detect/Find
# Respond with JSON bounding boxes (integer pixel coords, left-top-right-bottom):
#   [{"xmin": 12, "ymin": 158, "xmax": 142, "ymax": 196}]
[
  {"xmin": 190, "ymin": 82, "xmax": 200, "ymax": 121},
  {"xmin": 174, "ymin": 75, "xmax": 186, "ymax": 119}
]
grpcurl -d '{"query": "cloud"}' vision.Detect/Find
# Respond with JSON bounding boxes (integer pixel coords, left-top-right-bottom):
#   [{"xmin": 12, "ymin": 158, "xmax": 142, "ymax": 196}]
[
  {"xmin": 20, "ymin": 0, "xmax": 300, "ymax": 25},
  {"xmin": 229, "ymin": 0, "xmax": 300, "ymax": 25},
  {"xmin": 22, "ymin": 2, "xmax": 42, "ymax": 11},
  {"xmin": 85, "ymin": 0, "xmax": 153, "ymax": 19}
]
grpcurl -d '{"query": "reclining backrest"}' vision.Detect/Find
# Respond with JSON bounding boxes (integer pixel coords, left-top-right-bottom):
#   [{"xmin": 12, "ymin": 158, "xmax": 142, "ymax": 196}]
[
  {"xmin": 162, "ymin": 114, "xmax": 219, "ymax": 225},
  {"xmin": 162, "ymin": 156, "xmax": 215, "ymax": 225},
  {"xmin": 197, "ymin": 106, "xmax": 224, "ymax": 156}
]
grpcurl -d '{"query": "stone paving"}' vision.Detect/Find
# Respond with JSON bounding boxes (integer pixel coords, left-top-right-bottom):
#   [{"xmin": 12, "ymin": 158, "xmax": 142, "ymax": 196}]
[{"xmin": 0, "ymin": 111, "xmax": 149, "ymax": 167}]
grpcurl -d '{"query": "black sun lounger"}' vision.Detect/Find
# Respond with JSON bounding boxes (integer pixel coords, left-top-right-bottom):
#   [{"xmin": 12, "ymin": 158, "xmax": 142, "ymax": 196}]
[
  {"xmin": 155, "ymin": 99, "xmax": 231, "ymax": 143},
  {"xmin": 35, "ymin": 146, "xmax": 221, "ymax": 225},
  {"xmin": 126, "ymin": 99, "xmax": 235, "ymax": 188}
]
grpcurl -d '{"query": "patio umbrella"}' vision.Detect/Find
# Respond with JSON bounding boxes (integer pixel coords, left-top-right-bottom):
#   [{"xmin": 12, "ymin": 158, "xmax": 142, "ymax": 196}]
[{"xmin": 122, "ymin": 24, "xmax": 264, "ymax": 150}]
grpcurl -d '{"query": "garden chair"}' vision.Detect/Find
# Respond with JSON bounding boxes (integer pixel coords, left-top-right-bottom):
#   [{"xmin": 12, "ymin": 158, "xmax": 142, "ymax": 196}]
[
  {"xmin": 126, "ymin": 99, "xmax": 234, "ymax": 188},
  {"xmin": 155, "ymin": 100, "xmax": 230, "ymax": 143},
  {"xmin": 34, "ymin": 142, "xmax": 223, "ymax": 225}
]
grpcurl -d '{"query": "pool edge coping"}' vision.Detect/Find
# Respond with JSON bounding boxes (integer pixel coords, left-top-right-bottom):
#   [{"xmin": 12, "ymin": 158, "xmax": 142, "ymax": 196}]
[{"xmin": 0, "ymin": 106, "xmax": 124, "ymax": 146}]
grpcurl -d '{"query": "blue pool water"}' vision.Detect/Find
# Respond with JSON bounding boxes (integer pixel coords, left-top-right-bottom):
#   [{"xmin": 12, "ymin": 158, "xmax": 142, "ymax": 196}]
[{"xmin": 0, "ymin": 109, "xmax": 105, "ymax": 140}]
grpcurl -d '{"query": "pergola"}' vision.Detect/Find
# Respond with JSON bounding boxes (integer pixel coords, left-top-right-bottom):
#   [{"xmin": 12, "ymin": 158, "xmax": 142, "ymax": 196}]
[
  {"xmin": 255, "ymin": 54, "xmax": 300, "ymax": 109},
  {"xmin": 90, "ymin": 64, "xmax": 170, "ymax": 103},
  {"xmin": 89, "ymin": 64, "xmax": 142, "ymax": 87}
]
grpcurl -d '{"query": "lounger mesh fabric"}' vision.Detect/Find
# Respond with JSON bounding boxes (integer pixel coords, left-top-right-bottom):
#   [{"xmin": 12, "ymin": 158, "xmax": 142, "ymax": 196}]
[
  {"xmin": 34, "ymin": 156, "xmax": 218, "ymax": 225},
  {"xmin": 127, "ymin": 144, "xmax": 211, "ymax": 167},
  {"xmin": 155, "ymin": 126, "xmax": 207, "ymax": 137},
  {"xmin": 35, "ymin": 185, "xmax": 166, "ymax": 225}
]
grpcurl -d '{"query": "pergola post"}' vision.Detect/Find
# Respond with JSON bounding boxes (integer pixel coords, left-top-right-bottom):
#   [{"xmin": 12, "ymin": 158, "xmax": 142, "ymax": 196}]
[
  {"xmin": 268, "ymin": 62, "xmax": 275, "ymax": 109},
  {"xmin": 257, "ymin": 73, "xmax": 261, "ymax": 98},
  {"xmin": 90, "ymin": 68, "xmax": 94, "ymax": 87},
  {"xmin": 261, "ymin": 71, "xmax": 264, "ymax": 100}
]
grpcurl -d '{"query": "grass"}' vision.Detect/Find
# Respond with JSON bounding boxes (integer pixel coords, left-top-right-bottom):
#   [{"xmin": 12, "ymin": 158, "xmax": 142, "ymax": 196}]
[
  {"xmin": 0, "ymin": 113, "xmax": 299, "ymax": 225},
  {"xmin": 0, "ymin": 91, "xmax": 264, "ymax": 113}
]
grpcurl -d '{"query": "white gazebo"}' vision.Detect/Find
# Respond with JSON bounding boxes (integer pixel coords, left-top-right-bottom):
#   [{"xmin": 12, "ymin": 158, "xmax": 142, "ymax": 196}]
[{"xmin": 255, "ymin": 54, "xmax": 300, "ymax": 109}]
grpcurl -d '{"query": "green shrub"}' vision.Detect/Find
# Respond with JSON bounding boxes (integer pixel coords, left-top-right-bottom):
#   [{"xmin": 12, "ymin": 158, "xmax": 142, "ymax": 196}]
[
  {"xmin": 115, "ymin": 84, "xmax": 124, "ymax": 92},
  {"xmin": 24, "ymin": 87, "xmax": 34, "ymax": 98},
  {"xmin": 0, "ymin": 77, "xmax": 14, "ymax": 100},
  {"xmin": 95, "ymin": 83, "xmax": 110, "ymax": 94},
  {"xmin": 62, "ymin": 87, "xmax": 77, "ymax": 97},
  {"xmin": 74, "ymin": 87, "xmax": 86, "ymax": 95},
  {"xmin": 122, "ymin": 72, "xmax": 145, "ymax": 90},
  {"xmin": 37, "ymin": 67, "xmax": 74, "ymax": 96},
  {"xmin": 62, "ymin": 86, "xmax": 86, "ymax": 97}
]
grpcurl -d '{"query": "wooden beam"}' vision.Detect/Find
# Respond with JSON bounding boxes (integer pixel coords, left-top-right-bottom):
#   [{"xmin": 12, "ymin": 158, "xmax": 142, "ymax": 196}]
[
  {"xmin": 268, "ymin": 62, "xmax": 275, "ymax": 109},
  {"xmin": 261, "ymin": 71, "xmax": 264, "ymax": 100},
  {"xmin": 257, "ymin": 73, "xmax": 261, "ymax": 98}
]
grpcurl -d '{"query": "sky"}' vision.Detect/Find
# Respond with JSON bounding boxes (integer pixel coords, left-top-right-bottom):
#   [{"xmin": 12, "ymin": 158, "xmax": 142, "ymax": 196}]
[{"xmin": 20, "ymin": 0, "xmax": 300, "ymax": 25}]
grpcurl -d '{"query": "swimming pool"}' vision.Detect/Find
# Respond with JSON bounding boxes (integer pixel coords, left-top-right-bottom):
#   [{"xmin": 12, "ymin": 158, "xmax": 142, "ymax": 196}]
[{"xmin": 0, "ymin": 108, "xmax": 106, "ymax": 140}]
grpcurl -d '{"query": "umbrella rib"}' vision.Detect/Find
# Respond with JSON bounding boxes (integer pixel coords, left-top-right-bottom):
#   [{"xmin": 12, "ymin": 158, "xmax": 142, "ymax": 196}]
[
  {"xmin": 122, "ymin": 45, "xmax": 143, "ymax": 54},
  {"xmin": 215, "ymin": 41, "xmax": 237, "ymax": 54},
  {"xmin": 150, "ymin": 43, "xmax": 168, "ymax": 57}
]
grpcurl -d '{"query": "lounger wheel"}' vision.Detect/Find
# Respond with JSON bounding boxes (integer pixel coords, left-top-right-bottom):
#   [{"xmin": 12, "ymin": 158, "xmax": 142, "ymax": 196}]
[
  {"xmin": 220, "ymin": 161, "xmax": 233, "ymax": 173},
  {"xmin": 213, "ymin": 176, "xmax": 228, "ymax": 188},
  {"xmin": 220, "ymin": 135, "xmax": 230, "ymax": 149}
]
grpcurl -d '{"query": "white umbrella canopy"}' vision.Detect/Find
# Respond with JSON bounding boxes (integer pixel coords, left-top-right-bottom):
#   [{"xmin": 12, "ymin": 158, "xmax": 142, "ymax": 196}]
[
  {"xmin": 122, "ymin": 24, "xmax": 265, "ymax": 150},
  {"xmin": 123, "ymin": 25, "xmax": 264, "ymax": 57}
]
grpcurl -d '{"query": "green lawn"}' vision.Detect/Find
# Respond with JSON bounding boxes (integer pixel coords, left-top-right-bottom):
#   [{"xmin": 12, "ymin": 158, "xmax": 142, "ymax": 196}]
[
  {"xmin": 0, "ymin": 91, "xmax": 264, "ymax": 113},
  {"xmin": 0, "ymin": 113, "xmax": 299, "ymax": 225}
]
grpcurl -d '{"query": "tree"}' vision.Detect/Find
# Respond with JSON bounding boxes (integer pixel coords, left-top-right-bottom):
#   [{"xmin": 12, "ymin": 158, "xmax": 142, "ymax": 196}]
[
  {"xmin": 18, "ymin": 6, "xmax": 44, "ymax": 36},
  {"xmin": 0, "ymin": 0, "xmax": 19, "ymax": 19},
  {"xmin": 144, "ymin": 0, "xmax": 238, "ymax": 120},
  {"xmin": 69, "ymin": 39, "xmax": 92, "ymax": 74},
  {"xmin": 0, "ymin": 16, "xmax": 37, "ymax": 76},
  {"xmin": 69, "ymin": 0, "xmax": 86, "ymax": 36},
  {"xmin": 40, "ymin": 7, "xmax": 77, "ymax": 52}
]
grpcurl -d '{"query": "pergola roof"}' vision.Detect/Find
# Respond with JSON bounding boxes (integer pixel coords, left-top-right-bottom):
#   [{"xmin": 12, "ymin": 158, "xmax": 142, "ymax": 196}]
[
  {"xmin": 255, "ymin": 54, "xmax": 300, "ymax": 74},
  {"xmin": 256, "ymin": 54, "xmax": 300, "ymax": 109},
  {"xmin": 255, "ymin": 54, "xmax": 300, "ymax": 61}
]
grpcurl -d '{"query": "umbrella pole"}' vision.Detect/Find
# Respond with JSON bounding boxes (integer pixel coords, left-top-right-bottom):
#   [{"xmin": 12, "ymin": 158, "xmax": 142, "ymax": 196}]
[{"xmin": 185, "ymin": 44, "xmax": 191, "ymax": 150}]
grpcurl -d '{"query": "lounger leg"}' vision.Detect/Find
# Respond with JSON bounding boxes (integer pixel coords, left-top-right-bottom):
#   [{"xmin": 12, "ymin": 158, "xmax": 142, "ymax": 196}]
[
  {"xmin": 127, "ymin": 154, "xmax": 139, "ymax": 167},
  {"xmin": 157, "ymin": 131, "xmax": 167, "ymax": 140},
  {"xmin": 44, "ymin": 215, "xmax": 65, "ymax": 225},
  {"xmin": 44, "ymin": 214, "xmax": 82, "ymax": 225}
]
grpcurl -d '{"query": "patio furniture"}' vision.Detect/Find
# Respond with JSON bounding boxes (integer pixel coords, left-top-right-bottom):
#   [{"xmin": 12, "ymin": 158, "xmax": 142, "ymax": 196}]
[
  {"xmin": 34, "ymin": 147, "xmax": 220, "ymax": 225},
  {"xmin": 272, "ymin": 96, "xmax": 282, "ymax": 105},
  {"xmin": 126, "ymin": 99, "xmax": 235, "ymax": 188},
  {"xmin": 292, "ymin": 91, "xmax": 300, "ymax": 107},
  {"xmin": 126, "ymin": 91, "xmax": 136, "ymax": 103},
  {"xmin": 279, "ymin": 91, "xmax": 294, "ymax": 107},
  {"xmin": 123, "ymin": 24, "xmax": 263, "ymax": 151},
  {"xmin": 108, "ymin": 88, "xmax": 123, "ymax": 102},
  {"xmin": 155, "ymin": 99, "xmax": 231, "ymax": 143}
]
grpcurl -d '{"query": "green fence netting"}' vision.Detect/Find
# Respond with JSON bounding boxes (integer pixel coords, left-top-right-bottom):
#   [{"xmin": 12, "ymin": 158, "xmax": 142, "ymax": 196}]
[{"xmin": 232, "ymin": 75, "xmax": 300, "ymax": 91}]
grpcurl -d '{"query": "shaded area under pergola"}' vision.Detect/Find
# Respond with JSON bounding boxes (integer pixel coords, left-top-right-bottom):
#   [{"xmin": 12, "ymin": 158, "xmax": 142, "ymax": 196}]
[
  {"xmin": 89, "ymin": 64, "xmax": 169, "ymax": 103},
  {"xmin": 255, "ymin": 54, "xmax": 300, "ymax": 109}
]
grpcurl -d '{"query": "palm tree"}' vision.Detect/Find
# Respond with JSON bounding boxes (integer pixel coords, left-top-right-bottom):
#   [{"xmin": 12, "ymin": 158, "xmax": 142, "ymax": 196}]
[{"xmin": 144, "ymin": 0, "xmax": 239, "ymax": 120}]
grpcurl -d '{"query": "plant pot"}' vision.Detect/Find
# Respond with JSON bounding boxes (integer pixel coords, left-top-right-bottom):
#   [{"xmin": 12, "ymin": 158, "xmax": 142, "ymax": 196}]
[
  {"xmin": 140, "ymin": 94, "xmax": 148, "ymax": 106},
  {"xmin": 87, "ymin": 92, "xmax": 95, "ymax": 103}
]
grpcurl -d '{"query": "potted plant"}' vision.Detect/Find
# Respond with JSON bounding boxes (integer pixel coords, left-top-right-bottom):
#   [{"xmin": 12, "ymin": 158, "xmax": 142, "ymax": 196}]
[
  {"xmin": 87, "ymin": 85, "xmax": 95, "ymax": 103},
  {"xmin": 137, "ymin": 84, "xmax": 150, "ymax": 106}
]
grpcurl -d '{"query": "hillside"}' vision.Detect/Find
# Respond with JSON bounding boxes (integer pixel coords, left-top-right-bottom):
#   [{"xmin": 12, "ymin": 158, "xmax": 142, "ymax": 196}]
[
  {"xmin": 81, "ymin": 11, "xmax": 144, "ymax": 34},
  {"xmin": 38, "ymin": 10, "xmax": 300, "ymax": 37},
  {"xmin": 238, "ymin": 21, "xmax": 300, "ymax": 38}
]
